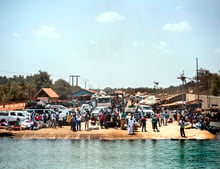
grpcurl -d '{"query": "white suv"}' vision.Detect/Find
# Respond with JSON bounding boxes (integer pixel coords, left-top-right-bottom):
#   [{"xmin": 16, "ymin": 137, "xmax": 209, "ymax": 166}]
[{"xmin": 0, "ymin": 111, "xmax": 26, "ymax": 122}]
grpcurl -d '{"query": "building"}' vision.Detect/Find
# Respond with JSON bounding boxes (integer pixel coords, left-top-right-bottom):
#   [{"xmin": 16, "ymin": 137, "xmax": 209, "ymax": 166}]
[
  {"xmin": 34, "ymin": 88, "xmax": 59, "ymax": 103},
  {"xmin": 161, "ymin": 93, "xmax": 220, "ymax": 110},
  {"xmin": 72, "ymin": 89, "xmax": 97, "ymax": 104},
  {"xmin": 186, "ymin": 94, "xmax": 220, "ymax": 110}
]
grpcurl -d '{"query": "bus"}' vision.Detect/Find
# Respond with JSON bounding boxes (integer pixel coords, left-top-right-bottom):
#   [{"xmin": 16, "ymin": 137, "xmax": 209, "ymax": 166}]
[{"xmin": 96, "ymin": 96, "xmax": 113, "ymax": 108}]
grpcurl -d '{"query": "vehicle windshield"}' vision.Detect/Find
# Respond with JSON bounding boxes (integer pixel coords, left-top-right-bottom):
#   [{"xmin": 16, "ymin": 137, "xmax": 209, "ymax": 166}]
[
  {"xmin": 142, "ymin": 106, "xmax": 152, "ymax": 110},
  {"xmin": 97, "ymin": 98, "xmax": 110, "ymax": 103}
]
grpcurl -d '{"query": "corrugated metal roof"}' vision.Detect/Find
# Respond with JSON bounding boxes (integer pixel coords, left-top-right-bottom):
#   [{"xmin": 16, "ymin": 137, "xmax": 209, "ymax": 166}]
[
  {"xmin": 72, "ymin": 89, "xmax": 96, "ymax": 97},
  {"xmin": 83, "ymin": 89, "xmax": 97, "ymax": 94}
]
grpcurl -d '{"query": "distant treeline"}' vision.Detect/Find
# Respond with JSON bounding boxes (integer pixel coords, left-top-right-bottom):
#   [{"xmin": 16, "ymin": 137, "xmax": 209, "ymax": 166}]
[
  {"xmin": 0, "ymin": 70, "xmax": 80, "ymax": 104},
  {"xmin": 0, "ymin": 68, "xmax": 219, "ymax": 104},
  {"xmin": 107, "ymin": 68, "xmax": 220, "ymax": 97}
]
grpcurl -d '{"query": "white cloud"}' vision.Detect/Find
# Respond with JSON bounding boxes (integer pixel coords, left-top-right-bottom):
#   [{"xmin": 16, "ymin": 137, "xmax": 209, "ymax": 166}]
[
  {"xmin": 158, "ymin": 41, "xmax": 170, "ymax": 53},
  {"xmin": 12, "ymin": 32, "xmax": 22, "ymax": 37},
  {"xmin": 34, "ymin": 25, "xmax": 61, "ymax": 38},
  {"xmin": 96, "ymin": 12, "xmax": 125, "ymax": 23},
  {"xmin": 162, "ymin": 21, "xmax": 192, "ymax": 32}
]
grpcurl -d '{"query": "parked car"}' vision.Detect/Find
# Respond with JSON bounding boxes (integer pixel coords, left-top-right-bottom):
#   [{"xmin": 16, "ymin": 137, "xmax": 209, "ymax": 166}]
[
  {"xmin": 0, "ymin": 111, "xmax": 26, "ymax": 125},
  {"xmin": 80, "ymin": 104, "xmax": 93, "ymax": 112},
  {"xmin": 46, "ymin": 104, "xmax": 67, "ymax": 111},
  {"xmin": 23, "ymin": 111, "xmax": 31, "ymax": 120},
  {"xmin": 91, "ymin": 107, "xmax": 108, "ymax": 118},
  {"xmin": 20, "ymin": 119, "xmax": 34, "ymax": 129}
]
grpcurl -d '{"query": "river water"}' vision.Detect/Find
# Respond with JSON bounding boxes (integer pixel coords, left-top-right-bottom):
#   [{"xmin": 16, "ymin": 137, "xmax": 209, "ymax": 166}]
[{"xmin": 0, "ymin": 138, "xmax": 220, "ymax": 169}]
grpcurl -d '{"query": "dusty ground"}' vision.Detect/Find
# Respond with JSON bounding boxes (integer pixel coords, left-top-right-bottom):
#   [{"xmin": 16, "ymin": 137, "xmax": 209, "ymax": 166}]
[{"xmin": 0, "ymin": 120, "xmax": 216, "ymax": 140}]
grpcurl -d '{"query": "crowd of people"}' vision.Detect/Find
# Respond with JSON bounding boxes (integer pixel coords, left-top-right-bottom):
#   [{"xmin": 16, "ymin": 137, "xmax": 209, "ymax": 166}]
[
  {"xmin": 10, "ymin": 102, "xmax": 215, "ymax": 138},
  {"xmin": 30, "ymin": 110, "xmax": 65, "ymax": 129},
  {"xmin": 126, "ymin": 108, "xmax": 214, "ymax": 137}
]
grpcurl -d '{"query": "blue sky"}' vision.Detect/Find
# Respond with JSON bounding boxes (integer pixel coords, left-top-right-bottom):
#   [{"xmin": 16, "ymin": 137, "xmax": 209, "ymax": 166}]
[{"xmin": 0, "ymin": 0, "xmax": 220, "ymax": 89}]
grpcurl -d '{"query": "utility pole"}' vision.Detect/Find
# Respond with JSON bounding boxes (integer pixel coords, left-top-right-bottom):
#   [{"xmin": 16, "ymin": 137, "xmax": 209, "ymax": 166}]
[
  {"xmin": 177, "ymin": 71, "xmax": 186, "ymax": 112},
  {"xmin": 69, "ymin": 76, "xmax": 71, "ymax": 86},
  {"xmin": 196, "ymin": 57, "xmax": 200, "ymax": 107},
  {"xmin": 83, "ymin": 79, "xmax": 89, "ymax": 89},
  {"xmin": 72, "ymin": 75, "xmax": 74, "ymax": 86},
  {"xmin": 75, "ymin": 75, "xmax": 80, "ymax": 86},
  {"xmin": 69, "ymin": 75, "xmax": 74, "ymax": 86},
  {"xmin": 69, "ymin": 75, "xmax": 80, "ymax": 86}
]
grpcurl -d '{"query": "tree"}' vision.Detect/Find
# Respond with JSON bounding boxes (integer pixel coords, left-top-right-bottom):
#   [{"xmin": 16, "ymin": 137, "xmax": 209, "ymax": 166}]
[
  {"xmin": 53, "ymin": 79, "xmax": 72, "ymax": 100},
  {"xmin": 193, "ymin": 68, "xmax": 212, "ymax": 95},
  {"xmin": 210, "ymin": 73, "xmax": 220, "ymax": 96},
  {"xmin": 0, "ymin": 84, "xmax": 11, "ymax": 105},
  {"xmin": 32, "ymin": 70, "xmax": 52, "ymax": 91}
]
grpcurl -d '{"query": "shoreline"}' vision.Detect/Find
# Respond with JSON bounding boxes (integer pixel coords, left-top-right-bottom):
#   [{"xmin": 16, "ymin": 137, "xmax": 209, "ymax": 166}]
[{"xmin": 0, "ymin": 121, "xmax": 217, "ymax": 140}]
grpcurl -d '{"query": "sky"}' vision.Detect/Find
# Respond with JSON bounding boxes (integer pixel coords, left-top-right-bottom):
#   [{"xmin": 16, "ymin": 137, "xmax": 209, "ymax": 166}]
[{"xmin": 0, "ymin": 0, "xmax": 220, "ymax": 89}]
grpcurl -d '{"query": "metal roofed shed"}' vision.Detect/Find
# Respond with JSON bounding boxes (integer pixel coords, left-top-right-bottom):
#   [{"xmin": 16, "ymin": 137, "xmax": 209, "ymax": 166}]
[{"xmin": 72, "ymin": 89, "xmax": 97, "ymax": 104}]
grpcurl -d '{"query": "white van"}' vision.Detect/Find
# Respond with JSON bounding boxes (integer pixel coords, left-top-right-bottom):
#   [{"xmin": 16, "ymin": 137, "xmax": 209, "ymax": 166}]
[{"xmin": 0, "ymin": 111, "xmax": 26, "ymax": 122}]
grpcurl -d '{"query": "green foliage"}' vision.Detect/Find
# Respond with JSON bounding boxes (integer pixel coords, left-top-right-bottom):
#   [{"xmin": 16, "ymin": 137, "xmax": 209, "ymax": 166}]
[
  {"xmin": 32, "ymin": 70, "xmax": 52, "ymax": 91},
  {"xmin": 210, "ymin": 73, "xmax": 220, "ymax": 96},
  {"xmin": 0, "ymin": 68, "xmax": 219, "ymax": 104},
  {"xmin": 53, "ymin": 79, "xmax": 71, "ymax": 100},
  {"xmin": 191, "ymin": 69, "xmax": 220, "ymax": 96},
  {"xmin": 0, "ymin": 71, "xmax": 53, "ymax": 104}
]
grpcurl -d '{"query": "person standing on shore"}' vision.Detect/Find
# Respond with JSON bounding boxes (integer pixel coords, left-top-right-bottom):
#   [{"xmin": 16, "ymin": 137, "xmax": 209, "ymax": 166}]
[
  {"xmin": 160, "ymin": 111, "xmax": 164, "ymax": 126},
  {"xmin": 51, "ymin": 112, "xmax": 56, "ymax": 128},
  {"xmin": 164, "ymin": 111, "xmax": 169, "ymax": 126},
  {"xmin": 58, "ymin": 113, "xmax": 63, "ymax": 128},
  {"xmin": 84, "ymin": 111, "xmax": 90, "ymax": 131},
  {"xmin": 120, "ymin": 111, "xmax": 127, "ymax": 130},
  {"xmin": 141, "ymin": 116, "xmax": 147, "ymax": 132},
  {"xmin": 67, "ymin": 112, "xmax": 72, "ymax": 125},
  {"xmin": 156, "ymin": 112, "xmax": 161, "ymax": 127},
  {"xmin": 71, "ymin": 114, "xmax": 77, "ymax": 131},
  {"xmin": 152, "ymin": 114, "xmax": 159, "ymax": 132},
  {"xmin": 128, "ymin": 115, "xmax": 135, "ymax": 135},
  {"xmin": 99, "ymin": 111, "xmax": 104, "ymax": 129},
  {"xmin": 179, "ymin": 118, "xmax": 186, "ymax": 137},
  {"xmin": 177, "ymin": 112, "xmax": 181, "ymax": 123},
  {"xmin": 76, "ymin": 113, "xmax": 82, "ymax": 131}
]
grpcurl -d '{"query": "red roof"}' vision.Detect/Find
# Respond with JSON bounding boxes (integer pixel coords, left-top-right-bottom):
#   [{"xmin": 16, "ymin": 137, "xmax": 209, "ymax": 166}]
[
  {"xmin": 83, "ymin": 88, "xmax": 97, "ymax": 94},
  {"xmin": 35, "ymin": 88, "xmax": 59, "ymax": 98}
]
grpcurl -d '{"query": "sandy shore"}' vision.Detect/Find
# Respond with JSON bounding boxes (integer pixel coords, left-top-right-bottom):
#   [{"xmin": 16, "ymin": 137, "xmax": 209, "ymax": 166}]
[{"xmin": 0, "ymin": 121, "xmax": 216, "ymax": 140}]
